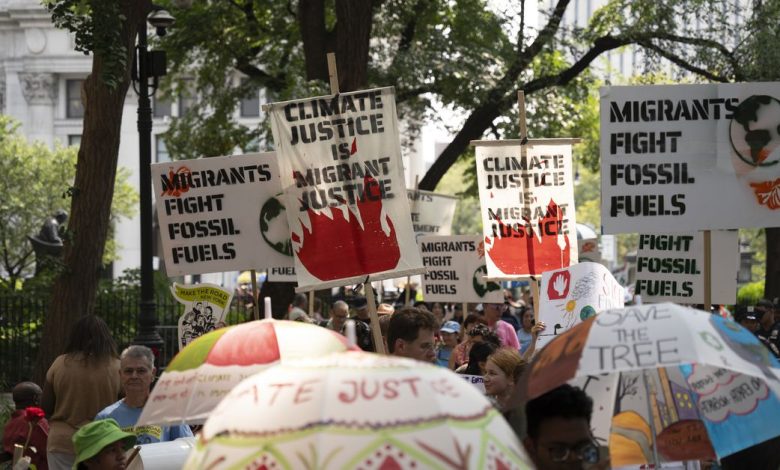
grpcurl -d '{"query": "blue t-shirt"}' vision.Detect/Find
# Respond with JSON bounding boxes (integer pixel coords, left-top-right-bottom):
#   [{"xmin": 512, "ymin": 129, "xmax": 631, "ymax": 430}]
[
  {"xmin": 95, "ymin": 400, "xmax": 193, "ymax": 445},
  {"xmin": 436, "ymin": 346, "xmax": 452, "ymax": 367},
  {"xmin": 517, "ymin": 328, "xmax": 533, "ymax": 354}
]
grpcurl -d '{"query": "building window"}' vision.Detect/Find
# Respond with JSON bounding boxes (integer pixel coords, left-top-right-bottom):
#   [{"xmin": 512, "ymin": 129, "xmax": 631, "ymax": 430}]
[
  {"xmin": 68, "ymin": 135, "xmax": 82, "ymax": 147},
  {"xmin": 153, "ymin": 96, "xmax": 172, "ymax": 118},
  {"xmin": 66, "ymin": 79, "xmax": 84, "ymax": 118},
  {"xmin": 178, "ymin": 79, "xmax": 196, "ymax": 117},
  {"xmin": 156, "ymin": 135, "xmax": 170, "ymax": 163},
  {"xmin": 240, "ymin": 80, "xmax": 260, "ymax": 117}
]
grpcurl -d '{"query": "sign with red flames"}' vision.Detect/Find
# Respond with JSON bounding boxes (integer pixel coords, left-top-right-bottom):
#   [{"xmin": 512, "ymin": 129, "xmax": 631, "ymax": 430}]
[
  {"xmin": 267, "ymin": 87, "xmax": 424, "ymax": 290},
  {"xmin": 151, "ymin": 152, "xmax": 295, "ymax": 277},
  {"xmin": 474, "ymin": 139, "xmax": 578, "ymax": 278}
]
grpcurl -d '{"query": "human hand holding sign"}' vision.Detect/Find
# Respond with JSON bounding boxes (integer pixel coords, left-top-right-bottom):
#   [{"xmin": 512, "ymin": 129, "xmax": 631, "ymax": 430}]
[{"xmin": 552, "ymin": 273, "xmax": 568, "ymax": 298}]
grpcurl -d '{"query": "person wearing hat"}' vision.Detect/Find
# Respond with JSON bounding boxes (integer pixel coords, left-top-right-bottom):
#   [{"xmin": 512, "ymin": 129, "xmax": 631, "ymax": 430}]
[
  {"xmin": 436, "ymin": 321, "xmax": 460, "ymax": 367},
  {"xmin": 71, "ymin": 419, "xmax": 135, "ymax": 470}
]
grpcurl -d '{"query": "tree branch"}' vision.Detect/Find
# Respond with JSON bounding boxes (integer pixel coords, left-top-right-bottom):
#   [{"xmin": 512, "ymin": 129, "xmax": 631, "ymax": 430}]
[{"xmin": 638, "ymin": 40, "xmax": 731, "ymax": 83}]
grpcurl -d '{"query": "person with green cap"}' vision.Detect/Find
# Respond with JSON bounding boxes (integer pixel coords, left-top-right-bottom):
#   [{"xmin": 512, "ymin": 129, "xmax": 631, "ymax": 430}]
[{"xmin": 71, "ymin": 419, "xmax": 135, "ymax": 470}]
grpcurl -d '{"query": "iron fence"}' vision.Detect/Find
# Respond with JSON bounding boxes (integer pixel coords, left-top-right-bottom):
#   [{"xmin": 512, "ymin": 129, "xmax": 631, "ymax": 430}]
[{"xmin": 0, "ymin": 292, "xmax": 254, "ymax": 388}]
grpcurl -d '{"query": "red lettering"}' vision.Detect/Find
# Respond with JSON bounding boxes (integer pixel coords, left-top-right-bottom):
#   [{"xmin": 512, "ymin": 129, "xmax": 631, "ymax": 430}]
[
  {"xmin": 338, "ymin": 380, "xmax": 358, "ymax": 403},
  {"xmin": 268, "ymin": 382, "xmax": 293, "ymax": 406},
  {"xmin": 294, "ymin": 379, "xmax": 319, "ymax": 404}
]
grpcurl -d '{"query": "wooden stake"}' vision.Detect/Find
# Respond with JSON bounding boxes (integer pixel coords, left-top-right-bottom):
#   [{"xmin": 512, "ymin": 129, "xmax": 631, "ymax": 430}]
[
  {"xmin": 327, "ymin": 53, "xmax": 339, "ymax": 94},
  {"xmin": 531, "ymin": 278, "xmax": 540, "ymax": 322},
  {"xmin": 517, "ymin": 91, "xmax": 528, "ymax": 141},
  {"xmin": 308, "ymin": 291, "xmax": 315, "ymax": 318},
  {"xmin": 365, "ymin": 280, "xmax": 387, "ymax": 354},
  {"xmin": 250, "ymin": 269, "xmax": 260, "ymax": 321},
  {"xmin": 703, "ymin": 230, "xmax": 712, "ymax": 312}
]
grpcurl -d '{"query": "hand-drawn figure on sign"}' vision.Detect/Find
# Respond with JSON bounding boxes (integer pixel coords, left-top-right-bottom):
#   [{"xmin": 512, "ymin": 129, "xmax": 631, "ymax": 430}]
[{"xmin": 180, "ymin": 301, "xmax": 217, "ymax": 348}]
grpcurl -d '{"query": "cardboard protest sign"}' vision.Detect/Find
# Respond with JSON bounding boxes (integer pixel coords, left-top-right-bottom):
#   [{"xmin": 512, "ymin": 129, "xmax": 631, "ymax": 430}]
[
  {"xmin": 151, "ymin": 152, "xmax": 295, "ymax": 276},
  {"xmin": 600, "ymin": 83, "xmax": 780, "ymax": 234},
  {"xmin": 407, "ymin": 190, "xmax": 457, "ymax": 238},
  {"xmin": 536, "ymin": 262, "xmax": 624, "ymax": 349},
  {"xmin": 474, "ymin": 139, "xmax": 578, "ymax": 278},
  {"xmin": 460, "ymin": 374, "xmax": 486, "ymax": 394},
  {"xmin": 267, "ymin": 87, "xmax": 424, "ymax": 290},
  {"xmin": 635, "ymin": 231, "xmax": 739, "ymax": 304},
  {"xmin": 418, "ymin": 235, "xmax": 504, "ymax": 303},
  {"xmin": 171, "ymin": 282, "xmax": 233, "ymax": 349}
]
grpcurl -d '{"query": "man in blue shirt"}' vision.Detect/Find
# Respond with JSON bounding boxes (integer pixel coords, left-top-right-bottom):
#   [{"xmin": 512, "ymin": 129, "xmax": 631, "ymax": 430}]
[{"xmin": 95, "ymin": 345, "xmax": 192, "ymax": 444}]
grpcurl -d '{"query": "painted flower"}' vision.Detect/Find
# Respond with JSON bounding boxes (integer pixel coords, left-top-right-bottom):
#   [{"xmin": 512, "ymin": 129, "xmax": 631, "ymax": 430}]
[
  {"xmin": 750, "ymin": 178, "xmax": 780, "ymax": 209},
  {"xmin": 24, "ymin": 407, "xmax": 45, "ymax": 422}
]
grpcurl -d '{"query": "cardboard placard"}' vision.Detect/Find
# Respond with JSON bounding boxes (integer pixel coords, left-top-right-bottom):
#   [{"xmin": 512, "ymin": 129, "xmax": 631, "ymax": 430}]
[{"xmin": 600, "ymin": 83, "xmax": 780, "ymax": 234}]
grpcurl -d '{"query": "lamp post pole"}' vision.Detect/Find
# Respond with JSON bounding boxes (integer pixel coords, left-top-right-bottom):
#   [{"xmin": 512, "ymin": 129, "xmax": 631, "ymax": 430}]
[{"xmin": 133, "ymin": 16, "xmax": 164, "ymax": 353}]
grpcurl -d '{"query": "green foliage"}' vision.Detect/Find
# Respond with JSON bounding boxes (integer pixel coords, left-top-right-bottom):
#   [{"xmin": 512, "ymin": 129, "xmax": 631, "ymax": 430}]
[
  {"xmin": 44, "ymin": 0, "xmax": 127, "ymax": 89},
  {"xmin": 0, "ymin": 116, "xmax": 137, "ymax": 288},
  {"xmin": 738, "ymin": 280, "xmax": 765, "ymax": 306}
]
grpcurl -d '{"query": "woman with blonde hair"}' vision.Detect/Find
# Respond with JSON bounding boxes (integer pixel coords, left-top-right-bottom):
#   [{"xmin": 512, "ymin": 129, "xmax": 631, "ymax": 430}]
[{"xmin": 483, "ymin": 347, "xmax": 526, "ymax": 413}]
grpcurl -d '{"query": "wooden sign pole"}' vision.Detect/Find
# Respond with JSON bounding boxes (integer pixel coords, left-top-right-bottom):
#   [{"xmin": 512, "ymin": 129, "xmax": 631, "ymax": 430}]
[
  {"xmin": 703, "ymin": 230, "xmax": 712, "ymax": 312},
  {"xmin": 308, "ymin": 291, "xmax": 315, "ymax": 318},
  {"xmin": 250, "ymin": 269, "xmax": 260, "ymax": 320},
  {"xmin": 326, "ymin": 52, "xmax": 385, "ymax": 354},
  {"xmin": 517, "ymin": 91, "xmax": 541, "ymax": 320}
]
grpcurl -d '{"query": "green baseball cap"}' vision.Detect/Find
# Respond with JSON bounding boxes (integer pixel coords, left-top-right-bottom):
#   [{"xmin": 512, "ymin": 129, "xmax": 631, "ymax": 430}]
[{"xmin": 72, "ymin": 419, "xmax": 136, "ymax": 469}]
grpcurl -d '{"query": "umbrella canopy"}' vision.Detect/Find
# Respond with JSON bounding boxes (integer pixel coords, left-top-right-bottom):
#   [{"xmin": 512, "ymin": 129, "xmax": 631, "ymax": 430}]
[
  {"xmin": 185, "ymin": 351, "xmax": 532, "ymax": 470},
  {"xmin": 517, "ymin": 303, "xmax": 780, "ymax": 465},
  {"xmin": 138, "ymin": 319, "xmax": 356, "ymax": 426}
]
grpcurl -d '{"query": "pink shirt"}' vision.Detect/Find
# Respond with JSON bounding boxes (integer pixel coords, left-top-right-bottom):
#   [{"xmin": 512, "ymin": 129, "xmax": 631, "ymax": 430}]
[{"xmin": 492, "ymin": 320, "xmax": 520, "ymax": 350}]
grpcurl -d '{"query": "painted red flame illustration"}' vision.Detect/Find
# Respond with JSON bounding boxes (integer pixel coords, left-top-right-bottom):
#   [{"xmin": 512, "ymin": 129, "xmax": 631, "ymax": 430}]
[
  {"xmin": 750, "ymin": 178, "xmax": 780, "ymax": 209},
  {"xmin": 292, "ymin": 175, "xmax": 401, "ymax": 280},
  {"xmin": 161, "ymin": 166, "xmax": 191, "ymax": 197},
  {"xmin": 350, "ymin": 137, "xmax": 357, "ymax": 155},
  {"xmin": 484, "ymin": 199, "xmax": 570, "ymax": 275}
]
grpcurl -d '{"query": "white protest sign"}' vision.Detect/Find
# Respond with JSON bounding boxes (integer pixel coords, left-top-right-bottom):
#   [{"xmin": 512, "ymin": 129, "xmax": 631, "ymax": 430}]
[
  {"xmin": 635, "ymin": 231, "xmax": 739, "ymax": 304},
  {"xmin": 474, "ymin": 140, "xmax": 578, "ymax": 278},
  {"xmin": 537, "ymin": 262, "xmax": 624, "ymax": 349},
  {"xmin": 171, "ymin": 282, "xmax": 233, "ymax": 350},
  {"xmin": 600, "ymin": 83, "xmax": 780, "ymax": 234},
  {"xmin": 407, "ymin": 189, "xmax": 457, "ymax": 238},
  {"xmin": 151, "ymin": 152, "xmax": 295, "ymax": 276},
  {"xmin": 267, "ymin": 265, "xmax": 297, "ymax": 282},
  {"xmin": 460, "ymin": 374, "xmax": 486, "ymax": 394},
  {"xmin": 267, "ymin": 87, "xmax": 424, "ymax": 291},
  {"xmin": 418, "ymin": 235, "xmax": 504, "ymax": 303}
]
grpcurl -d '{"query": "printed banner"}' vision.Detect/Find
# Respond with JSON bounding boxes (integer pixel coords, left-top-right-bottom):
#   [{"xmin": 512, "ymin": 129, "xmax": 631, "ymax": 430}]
[
  {"xmin": 635, "ymin": 231, "xmax": 739, "ymax": 304},
  {"xmin": 407, "ymin": 189, "xmax": 457, "ymax": 238},
  {"xmin": 537, "ymin": 262, "xmax": 624, "ymax": 349},
  {"xmin": 268, "ymin": 87, "xmax": 424, "ymax": 290},
  {"xmin": 151, "ymin": 152, "xmax": 296, "ymax": 276},
  {"xmin": 418, "ymin": 235, "xmax": 504, "ymax": 303},
  {"xmin": 681, "ymin": 364, "xmax": 780, "ymax": 458},
  {"xmin": 171, "ymin": 282, "xmax": 233, "ymax": 350},
  {"xmin": 474, "ymin": 139, "xmax": 578, "ymax": 278},
  {"xmin": 600, "ymin": 83, "xmax": 780, "ymax": 234}
]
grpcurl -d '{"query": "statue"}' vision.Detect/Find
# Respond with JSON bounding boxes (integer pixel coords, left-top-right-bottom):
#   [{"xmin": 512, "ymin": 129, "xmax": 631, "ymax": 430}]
[{"xmin": 28, "ymin": 210, "xmax": 68, "ymax": 274}]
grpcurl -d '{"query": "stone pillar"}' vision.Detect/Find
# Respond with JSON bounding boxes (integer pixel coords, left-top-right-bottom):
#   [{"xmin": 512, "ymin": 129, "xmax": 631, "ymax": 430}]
[{"xmin": 18, "ymin": 72, "xmax": 57, "ymax": 146}]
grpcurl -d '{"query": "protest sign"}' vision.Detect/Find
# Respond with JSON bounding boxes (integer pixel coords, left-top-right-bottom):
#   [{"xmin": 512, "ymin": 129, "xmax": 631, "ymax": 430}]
[
  {"xmin": 418, "ymin": 235, "xmax": 504, "ymax": 303},
  {"xmin": 635, "ymin": 231, "xmax": 739, "ymax": 304},
  {"xmin": 600, "ymin": 83, "xmax": 780, "ymax": 234},
  {"xmin": 171, "ymin": 282, "xmax": 233, "ymax": 350},
  {"xmin": 407, "ymin": 189, "xmax": 457, "ymax": 238},
  {"xmin": 151, "ymin": 152, "xmax": 295, "ymax": 276},
  {"xmin": 460, "ymin": 374, "xmax": 486, "ymax": 394},
  {"xmin": 267, "ymin": 87, "xmax": 424, "ymax": 290},
  {"xmin": 267, "ymin": 265, "xmax": 297, "ymax": 282},
  {"xmin": 537, "ymin": 262, "xmax": 624, "ymax": 349},
  {"xmin": 474, "ymin": 139, "xmax": 578, "ymax": 278}
]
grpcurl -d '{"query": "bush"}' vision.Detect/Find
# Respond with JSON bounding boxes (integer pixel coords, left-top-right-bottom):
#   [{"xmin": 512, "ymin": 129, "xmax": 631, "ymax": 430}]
[{"xmin": 737, "ymin": 280, "xmax": 765, "ymax": 305}]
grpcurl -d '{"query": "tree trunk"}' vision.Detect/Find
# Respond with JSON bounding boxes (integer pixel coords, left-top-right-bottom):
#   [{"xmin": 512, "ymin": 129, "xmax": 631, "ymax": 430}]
[
  {"xmin": 33, "ymin": 1, "xmax": 150, "ymax": 384},
  {"xmin": 766, "ymin": 227, "xmax": 780, "ymax": 302}
]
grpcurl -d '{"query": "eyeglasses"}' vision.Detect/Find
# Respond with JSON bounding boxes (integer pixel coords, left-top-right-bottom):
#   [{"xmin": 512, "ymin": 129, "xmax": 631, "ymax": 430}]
[{"xmin": 547, "ymin": 441, "xmax": 600, "ymax": 464}]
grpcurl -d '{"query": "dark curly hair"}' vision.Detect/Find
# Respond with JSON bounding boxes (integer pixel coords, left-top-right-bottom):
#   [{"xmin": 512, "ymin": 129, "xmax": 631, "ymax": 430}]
[{"xmin": 525, "ymin": 384, "xmax": 593, "ymax": 439}]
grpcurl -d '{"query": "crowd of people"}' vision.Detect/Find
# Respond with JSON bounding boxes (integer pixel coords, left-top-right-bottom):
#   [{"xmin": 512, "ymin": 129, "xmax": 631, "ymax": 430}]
[{"xmin": 2, "ymin": 292, "xmax": 779, "ymax": 469}]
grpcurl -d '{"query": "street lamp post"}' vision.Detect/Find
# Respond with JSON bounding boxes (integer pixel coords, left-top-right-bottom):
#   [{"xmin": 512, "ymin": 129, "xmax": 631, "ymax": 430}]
[{"xmin": 132, "ymin": 8, "xmax": 174, "ymax": 354}]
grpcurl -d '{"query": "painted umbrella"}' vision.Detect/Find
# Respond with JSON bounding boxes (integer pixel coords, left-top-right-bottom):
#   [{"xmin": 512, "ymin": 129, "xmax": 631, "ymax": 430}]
[
  {"xmin": 184, "ymin": 351, "xmax": 532, "ymax": 470},
  {"xmin": 137, "ymin": 319, "xmax": 356, "ymax": 426},
  {"xmin": 515, "ymin": 303, "xmax": 780, "ymax": 466}
]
